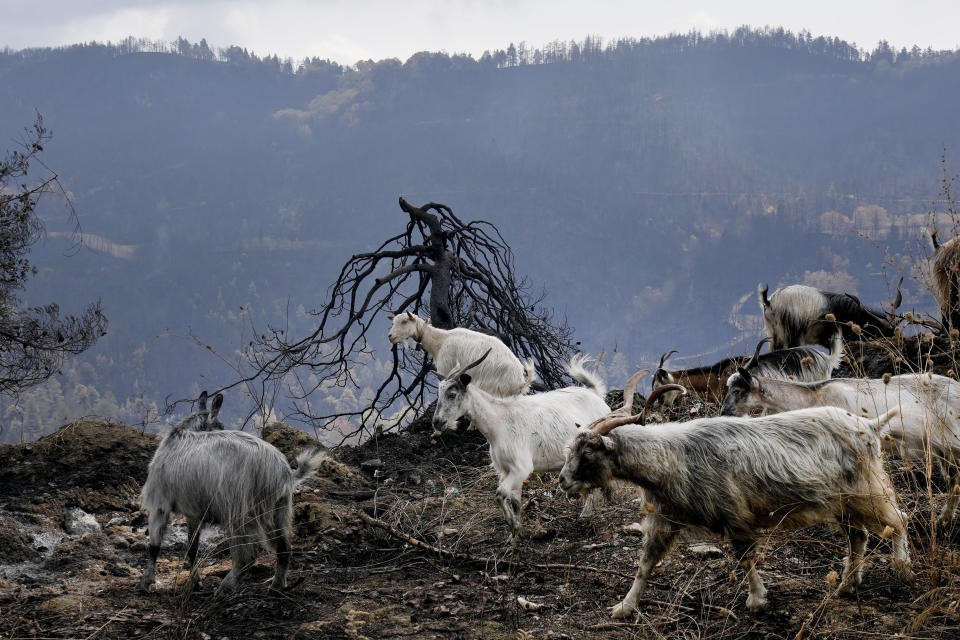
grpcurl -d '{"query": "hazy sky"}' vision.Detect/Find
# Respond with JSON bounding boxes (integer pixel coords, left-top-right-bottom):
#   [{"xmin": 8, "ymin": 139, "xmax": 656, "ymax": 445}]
[{"xmin": 2, "ymin": 0, "xmax": 958, "ymax": 64}]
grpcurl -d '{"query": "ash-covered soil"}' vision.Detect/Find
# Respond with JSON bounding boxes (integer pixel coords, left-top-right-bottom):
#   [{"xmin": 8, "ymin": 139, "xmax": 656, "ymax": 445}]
[{"xmin": 1, "ymin": 396, "xmax": 959, "ymax": 639}]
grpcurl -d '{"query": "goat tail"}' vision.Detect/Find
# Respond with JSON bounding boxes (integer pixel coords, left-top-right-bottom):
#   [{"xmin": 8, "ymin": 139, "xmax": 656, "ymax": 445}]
[
  {"xmin": 292, "ymin": 449, "xmax": 329, "ymax": 487},
  {"xmin": 516, "ymin": 359, "xmax": 537, "ymax": 395},
  {"xmin": 567, "ymin": 354, "xmax": 607, "ymax": 397},
  {"xmin": 872, "ymin": 407, "xmax": 901, "ymax": 434}
]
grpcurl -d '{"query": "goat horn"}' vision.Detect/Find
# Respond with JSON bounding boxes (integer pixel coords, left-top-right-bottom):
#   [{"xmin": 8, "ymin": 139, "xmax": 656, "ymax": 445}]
[
  {"xmin": 890, "ymin": 276, "xmax": 903, "ymax": 314},
  {"xmin": 621, "ymin": 368, "xmax": 651, "ymax": 413},
  {"xmin": 745, "ymin": 337, "xmax": 771, "ymax": 369},
  {"xmin": 639, "ymin": 384, "xmax": 687, "ymax": 426},
  {"xmin": 449, "ymin": 348, "xmax": 492, "ymax": 380},
  {"xmin": 586, "ymin": 368, "xmax": 651, "ymax": 435},
  {"xmin": 933, "ymin": 230, "xmax": 941, "ymax": 251},
  {"xmin": 590, "ymin": 411, "xmax": 648, "ymax": 436},
  {"xmin": 658, "ymin": 350, "xmax": 678, "ymax": 370}
]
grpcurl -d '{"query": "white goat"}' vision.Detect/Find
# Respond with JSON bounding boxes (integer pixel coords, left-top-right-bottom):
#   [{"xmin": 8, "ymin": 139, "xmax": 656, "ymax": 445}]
[
  {"xmin": 560, "ymin": 392, "xmax": 914, "ymax": 617},
  {"xmin": 759, "ymin": 282, "xmax": 900, "ymax": 349},
  {"xmin": 723, "ymin": 369, "xmax": 960, "ymax": 527},
  {"xmin": 139, "ymin": 393, "xmax": 326, "ymax": 594},
  {"xmin": 432, "ymin": 350, "xmax": 611, "ymax": 534},
  {"xmin": 387, "ymin": 311, "xmax": 535, "ymax": 396}
]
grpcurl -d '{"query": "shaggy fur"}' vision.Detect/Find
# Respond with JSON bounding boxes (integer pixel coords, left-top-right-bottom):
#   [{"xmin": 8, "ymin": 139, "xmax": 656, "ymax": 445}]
[
  {"xmin": 933, "ymin": 236, "xmax": 960, "ymax": 331},
  {"xmin": 722, "ymin": 370, "xmax": 960, "ymax": 526},
  {"xmin": 387, "ymin": 312, "xmax": 535, "ymax": 396},
  {"xmin": 759, "ymin": 283, "xmax": 896, "ymax": 349},
  {"xmin": 139, "ymin": 420, "xmax": 326, "ymax": 594},
  {"xmin": 559, "ymin": 407, "xmax": 914, "ymax": 618},
  {"xmin": 433, "ymin": 354, "xmax": 610, "ymax": 534},
  {"xmin": 652, "ymin": 334, "xmax": 842, "ymax": 407}
]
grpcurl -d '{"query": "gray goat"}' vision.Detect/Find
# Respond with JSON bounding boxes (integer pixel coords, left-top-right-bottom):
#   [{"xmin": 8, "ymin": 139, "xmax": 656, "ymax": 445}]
[
  {"xmin": 560, "ymin": 390, "xmax": 914, "ymax": 618},
  {"xmin": 722, "ymin": 369, "xmax": 960, "ymax": 527},
  {"xmin": 139, "ymin": 392, "xmax": 325, "ymax": 594}
]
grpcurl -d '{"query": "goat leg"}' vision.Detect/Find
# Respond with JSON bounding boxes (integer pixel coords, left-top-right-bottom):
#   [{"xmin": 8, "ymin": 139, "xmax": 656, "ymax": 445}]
[{"xmin": 612, "ymin": 516, "xmax": 680, "ymax": 619}]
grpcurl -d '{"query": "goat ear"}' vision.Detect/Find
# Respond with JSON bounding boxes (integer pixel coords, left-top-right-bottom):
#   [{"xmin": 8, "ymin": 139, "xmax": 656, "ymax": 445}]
[
  {"xmin": 601, "ymin": 436, "xmax": 616, "ymax": 451},
  {"xmin": 198, "ymin": 390, "xmax": 208, "ymax": 412},
  {"xmin": 210, "ymin": 393, "xmax": 223, "ymax": 419},
  {"xmin": 459, "ymin": 373, "xmax": 472, "ymax": 387}
]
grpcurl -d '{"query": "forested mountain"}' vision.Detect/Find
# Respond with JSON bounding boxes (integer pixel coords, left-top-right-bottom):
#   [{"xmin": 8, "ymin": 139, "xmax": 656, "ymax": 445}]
[{"xmin": 1, "ymin": 29, "xmax": 958, "ymax": 441}]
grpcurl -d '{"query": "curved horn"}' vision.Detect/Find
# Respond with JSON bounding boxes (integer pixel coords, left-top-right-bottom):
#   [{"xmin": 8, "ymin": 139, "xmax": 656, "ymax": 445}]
[
  {"xmin": 621, "ymin": 368, "xmax": 651, "ymax": 413},
  {"xmin": 639, "ymin": 384, "xmax": 687, "ymax": 426},
  {"xmin": 744, "ymin": 338, "xmax": 771, "ymax": 369},
  {"xmin": 589, "ymin": 383, "xmax": 687, "ymax": 435},
  {"xmin": 586, "ymin": 369, "xmax": 651, "ymax": 435},
  {"xmin": 448, "ymin": 348, "xmax": 492, "ymax": 380},
  {"xmin": 933, "ymin": 229, "xmax": 942, "ymax": 251},
  {"xmin": 658, "ymin": 350, "xmax": 678, "ymax": 370},
  {"xmin": 591, "ymin": 411, "xmax": 648, "ymax": 436},
  {"xmin": 890, "ymin": 276, "xmax": 903, "ymax": 314}
]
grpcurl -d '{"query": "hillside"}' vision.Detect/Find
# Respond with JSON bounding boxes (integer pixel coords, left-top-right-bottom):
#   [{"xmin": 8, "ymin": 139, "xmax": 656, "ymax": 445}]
[
  {"xmin": 1, "ymin": 30, "xmax": 960, "ymax": 439},
  {"xmin": 2, "ymin": 354, "xmax": 960, "ymax": 638}
]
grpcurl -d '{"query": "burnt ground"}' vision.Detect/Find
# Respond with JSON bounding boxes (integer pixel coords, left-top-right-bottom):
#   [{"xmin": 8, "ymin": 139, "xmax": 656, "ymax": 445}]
[{"xmin": 1, "ymin": 396, "xmax": 960, "ymax": 639}]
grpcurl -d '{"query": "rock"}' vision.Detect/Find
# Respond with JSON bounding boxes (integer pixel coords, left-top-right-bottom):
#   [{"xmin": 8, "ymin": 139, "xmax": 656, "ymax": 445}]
[
  {"xmin": 622, "ymin": 522, "xmax": 644, "ymax": 535},
  {"xmin": 688, "ymin": 543, "xmax": 723, "ymax": 558},
  {"xmin": 63, "ymin": 508, "xmax": 100, "ymax": 535},
  {"xmin": 37, "ymin": 594, "xmax": 109, "ymax": 616},
  {"xmin": 262, "ymin": 422, "xmax": 318, "ymax": 465}
]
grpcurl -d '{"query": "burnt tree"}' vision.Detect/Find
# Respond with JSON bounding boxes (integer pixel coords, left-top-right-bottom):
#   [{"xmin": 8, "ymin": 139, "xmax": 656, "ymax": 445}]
[{"xmin": 242, "ymin": 197, "xmax": 575, "ymax": 440}]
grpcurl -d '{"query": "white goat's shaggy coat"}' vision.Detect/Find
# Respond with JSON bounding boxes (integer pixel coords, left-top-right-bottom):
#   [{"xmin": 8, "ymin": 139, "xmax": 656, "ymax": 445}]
[
  {"xmin": 139, "ymin": 421, "xmax": 325, "ymax": 593},
  {"xmin": 933, "ymin": 235, "xmax": 960, "ymax": 329},
  {"xmin": 759, "ymin": 283, "xmax": 896, "ymax": 349},
  {"xmin": 560, "ymin": 407, "xmax": 914, "ymax": 618},
  {"xmin": 432, "ymin": 355, "xmax": 610, "ymax": 533},
  {"xmin": 387, "ymin": 312, "xmax": 535, "ymax": 396},
  {"xmin": 723, "ymin": 370, "xmax": 960, "ymax": 526}
]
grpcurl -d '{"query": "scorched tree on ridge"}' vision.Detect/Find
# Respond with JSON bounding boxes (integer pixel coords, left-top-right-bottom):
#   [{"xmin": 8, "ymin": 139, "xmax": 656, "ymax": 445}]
[{"xmin": 244, "ymin": 197, "xmax": 576, "ymax": 440}]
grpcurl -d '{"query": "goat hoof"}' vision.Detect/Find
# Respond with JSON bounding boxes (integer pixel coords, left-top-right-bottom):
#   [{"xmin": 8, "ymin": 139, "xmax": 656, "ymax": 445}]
[
  {"xmin": 745, "ymin": 593, "xmax": 768, "ymax": 611},
  {"xmin": 610, "ymin": 602, "xmax": 637, "ymax": 619},
  {"xmin": 837, "ymin": 581, "xmax": 857, "ymax": 597},
  {"xmin": 894, "ymin": 563, "xmax": 916, "ymax": 586}
]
